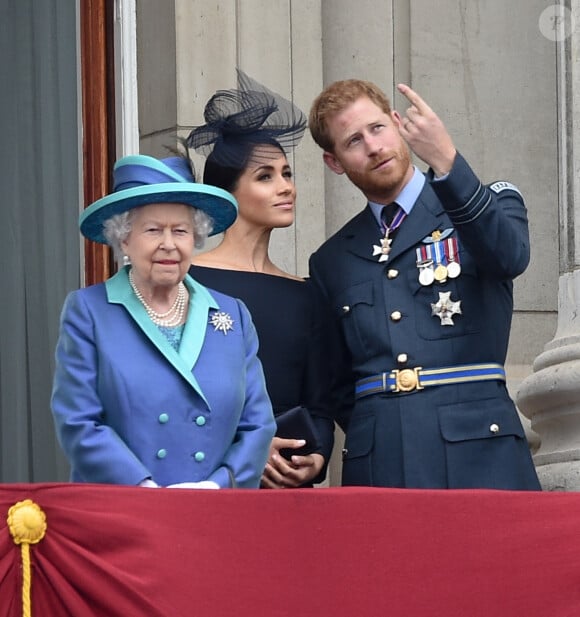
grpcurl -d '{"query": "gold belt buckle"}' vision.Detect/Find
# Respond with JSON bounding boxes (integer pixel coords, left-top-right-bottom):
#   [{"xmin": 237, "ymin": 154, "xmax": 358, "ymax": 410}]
[{"xmin": 392, "ymin": 367, "xmax": 424, "ymax": 393}]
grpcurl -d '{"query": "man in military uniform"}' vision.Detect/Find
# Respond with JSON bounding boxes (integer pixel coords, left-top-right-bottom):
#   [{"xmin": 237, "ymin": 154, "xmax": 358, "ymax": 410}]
[{"xmin": 308, "ymin": 79, "xmax": 540, "ymax": 489}]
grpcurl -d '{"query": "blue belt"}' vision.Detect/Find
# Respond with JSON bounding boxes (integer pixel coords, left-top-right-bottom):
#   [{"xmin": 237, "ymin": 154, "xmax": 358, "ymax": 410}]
[{"xmin": 355, "ymin": 363, "xmax": 506, "ymax": 399}]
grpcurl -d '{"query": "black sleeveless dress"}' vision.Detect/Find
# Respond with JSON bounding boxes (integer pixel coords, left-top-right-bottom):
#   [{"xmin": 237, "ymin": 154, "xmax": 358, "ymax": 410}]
[{"xmin": 189, "ymin": 265, "xmax": 335, "ymax": 476}]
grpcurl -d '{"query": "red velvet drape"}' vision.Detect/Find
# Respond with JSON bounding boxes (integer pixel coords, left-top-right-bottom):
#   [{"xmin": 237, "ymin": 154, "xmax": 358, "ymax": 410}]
[{"xmin": 1, "ymin": 484, "xmax": 578, "ymax": 616}]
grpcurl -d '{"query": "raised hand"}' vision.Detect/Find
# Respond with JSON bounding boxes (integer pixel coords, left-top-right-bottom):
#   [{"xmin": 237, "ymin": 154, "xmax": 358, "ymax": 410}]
[{"xmin": 397, "ymin": 83, "xmax": 457, "ymax": 177}]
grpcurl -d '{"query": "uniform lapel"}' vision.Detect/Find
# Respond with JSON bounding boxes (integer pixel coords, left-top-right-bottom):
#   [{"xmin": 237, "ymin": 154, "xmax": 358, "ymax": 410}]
[
  {"xmin": 344, "ymin": 206, "xmax": 385, "ymax": 262},
  {"xmin": 105, "ymin": 268, "xmax": 218, "ymax": 406},
  {"xmin": 337, "ymin": 182, "xmax": 450, "ymax": 265}
]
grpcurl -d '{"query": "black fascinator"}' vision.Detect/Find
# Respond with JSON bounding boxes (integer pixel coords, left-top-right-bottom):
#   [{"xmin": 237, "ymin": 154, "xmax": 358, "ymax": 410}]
[{"xmin": 186, "ymin": 69, "xmax": 307, "ymax": 168}]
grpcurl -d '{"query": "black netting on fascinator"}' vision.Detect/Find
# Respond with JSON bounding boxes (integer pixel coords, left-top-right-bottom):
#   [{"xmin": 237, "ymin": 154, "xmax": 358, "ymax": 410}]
[{"xmin": 186, "ymin": 69, "xmax": 307, "ymax": 168}]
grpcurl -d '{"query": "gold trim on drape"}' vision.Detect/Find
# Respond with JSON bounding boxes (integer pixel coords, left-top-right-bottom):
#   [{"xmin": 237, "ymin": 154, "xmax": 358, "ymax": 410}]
[{"xmin": 7, "ymin": 500, "xmax": 47, "ymax": 617}]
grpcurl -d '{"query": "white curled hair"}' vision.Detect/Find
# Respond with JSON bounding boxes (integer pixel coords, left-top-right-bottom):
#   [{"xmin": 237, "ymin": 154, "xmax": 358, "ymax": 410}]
[{"xmin": 103, "ymin": 206, "xmax": 214, "ymax": 267}]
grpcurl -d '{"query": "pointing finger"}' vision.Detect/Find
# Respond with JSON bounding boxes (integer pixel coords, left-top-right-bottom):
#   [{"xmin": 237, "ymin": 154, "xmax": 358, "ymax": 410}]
[{"xmin": 397, "ymin": 83, "xmax": 433, "ymax": 115}]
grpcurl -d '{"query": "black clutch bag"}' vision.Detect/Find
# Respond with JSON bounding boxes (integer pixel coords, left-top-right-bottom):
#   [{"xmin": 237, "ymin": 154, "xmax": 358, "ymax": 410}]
[{"xmin": 275, "ymin": 405, "xmax": 322, "ymax": 459}]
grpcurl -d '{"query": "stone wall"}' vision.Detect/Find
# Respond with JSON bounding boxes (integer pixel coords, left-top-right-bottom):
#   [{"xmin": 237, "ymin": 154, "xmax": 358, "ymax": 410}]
[{"xmin": 136, "ymin": 0, "xmax": 562, "ymax": 485}]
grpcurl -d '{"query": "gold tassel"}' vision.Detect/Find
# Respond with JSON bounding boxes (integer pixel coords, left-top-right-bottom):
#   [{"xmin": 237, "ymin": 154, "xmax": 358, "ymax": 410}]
[{"xmin": 7, "ymin": 500, "xmax": 47, "ymax": 617}]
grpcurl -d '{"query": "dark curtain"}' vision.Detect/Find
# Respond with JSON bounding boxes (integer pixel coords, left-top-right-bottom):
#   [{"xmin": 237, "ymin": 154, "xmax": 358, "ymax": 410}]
[{"xmin": 0, "ymin": 0, "xmax": 78, "ymax": 481}]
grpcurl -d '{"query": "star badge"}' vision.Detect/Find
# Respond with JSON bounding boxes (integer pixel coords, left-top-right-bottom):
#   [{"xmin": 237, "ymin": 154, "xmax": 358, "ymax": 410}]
[
  {"xmin": 431, "ymin": 291, "xmax": 462, "ymax": 326},
  {"xmin": 209, "ymin": 311, "xmax": 234, "ymax": 335},
  {"xmin": 372, "ymin": 236, "xmax": 392, "ymax": 262}
]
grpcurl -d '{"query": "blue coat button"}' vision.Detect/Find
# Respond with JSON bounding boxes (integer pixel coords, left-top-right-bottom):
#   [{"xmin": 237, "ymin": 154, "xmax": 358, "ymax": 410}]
[
  {"xmin": 158, "ymin": 413, "xmax": 169, "ymax": 424},
  {"xmin": 156, "ymin": 449, "xmax": 167, "ymax": 459},
  {"xmin": 194, "ymin": 451, "xmax": 205, "ymax": 462},
  {"xmin": 195, "ymin": 416, "xmax": 206, "ymax": 426}
]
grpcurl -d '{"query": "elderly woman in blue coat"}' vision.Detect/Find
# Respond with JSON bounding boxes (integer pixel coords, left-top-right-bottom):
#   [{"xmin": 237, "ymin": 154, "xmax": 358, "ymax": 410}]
[{"xmin": 51, "ymin": 153, "xmax": 276, "ymax": 488}]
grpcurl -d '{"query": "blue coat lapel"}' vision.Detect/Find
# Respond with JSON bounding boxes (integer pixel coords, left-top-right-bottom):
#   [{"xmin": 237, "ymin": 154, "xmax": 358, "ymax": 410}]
[
  {"xmin": 105, "ymin": 268, "xmax": 220, "ymax": 406},
  {"xmin": 343, "ymin": 207, "xmax": 382, "ymax": 262}
]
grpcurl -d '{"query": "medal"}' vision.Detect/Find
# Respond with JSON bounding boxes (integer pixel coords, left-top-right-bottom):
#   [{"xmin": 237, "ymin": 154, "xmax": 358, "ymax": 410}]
[
  {"xmin": 433, "ymin": 264, "xmax": 448, "ymax": 283},
  {"xmin": 419, "ymin": 231, "xmax": 461, "ymax": 284},
  {"xmin": 445, "ymin": 237, "xmax": 461, "ymax": 278},
  {"xmin": 419, "ymin": 266, "xmax": 435, "ymax": 286},
  {"xmin": 372, "ymin": 234, "xmax": 393, "ymax": 262},
  {"xmin": 447, "ymin": 260, "xmax": 461, "ymax": 278},
  {"xmin": 416, "ymin": 250, "xmax": 435, "ymax": 286},
  {"xmin": 431, "ymin": 240, "xmax": 447, "ymax": 283},
  {"xmin": 431, "ymin": 291, "xmax": 462, "ymax": 326},
  {"xmin": 373, "ymin": 206, "xmax": 406, "ymax": 263},
  {"xmin": 416, "ymin": 247, "xmax": 435, "ymax": 286}
]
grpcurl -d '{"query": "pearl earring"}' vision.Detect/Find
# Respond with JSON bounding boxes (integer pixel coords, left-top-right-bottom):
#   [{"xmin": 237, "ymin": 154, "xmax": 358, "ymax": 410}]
[{"xmin": 123, "ymin": 255, "xmax": 131, "ymax": 266}]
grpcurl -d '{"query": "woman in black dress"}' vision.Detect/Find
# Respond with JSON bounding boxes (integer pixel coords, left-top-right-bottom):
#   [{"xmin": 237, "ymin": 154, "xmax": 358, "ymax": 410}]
[{"xmin": 187, "ymin": 71, "xmax": 335, "ymax": 488}]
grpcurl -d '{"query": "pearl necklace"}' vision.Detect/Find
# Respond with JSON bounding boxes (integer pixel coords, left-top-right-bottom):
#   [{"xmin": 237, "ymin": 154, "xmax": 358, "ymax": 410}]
[{"xmin": 129, "ymin": 270, "xmax": 187, "ymax": 327}]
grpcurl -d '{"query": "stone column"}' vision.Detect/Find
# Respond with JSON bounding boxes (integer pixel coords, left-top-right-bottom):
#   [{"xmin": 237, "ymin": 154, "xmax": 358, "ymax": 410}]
[
  {"xmin": 518, "ymin": 272, "xmax": 580, "ymax": 490},
  {"xmin": 517, "ymin": 2, "xmax": 580, "ymax": 491}
]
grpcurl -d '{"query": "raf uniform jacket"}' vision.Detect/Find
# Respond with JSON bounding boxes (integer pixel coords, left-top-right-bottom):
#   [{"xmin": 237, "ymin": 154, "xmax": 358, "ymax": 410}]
[
  {"xmin": 51, "ymin": 268, "xmax": 276, "ymax": 488},
  {"xmin": 309, "ymin": 153, "xmax": 541, "ymax": 490}
]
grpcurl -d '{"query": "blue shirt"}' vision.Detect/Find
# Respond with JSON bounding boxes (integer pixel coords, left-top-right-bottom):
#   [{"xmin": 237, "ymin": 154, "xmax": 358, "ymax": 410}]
[{"xmin": 368, "ymin": 166, "xmax": 426, "ymax": 227}]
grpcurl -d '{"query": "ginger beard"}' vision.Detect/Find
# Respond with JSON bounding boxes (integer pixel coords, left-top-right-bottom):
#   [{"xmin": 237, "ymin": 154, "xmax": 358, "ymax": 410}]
[{"xmin": 339, "ymin": 140, "xmax": 413, "ymax": 203}]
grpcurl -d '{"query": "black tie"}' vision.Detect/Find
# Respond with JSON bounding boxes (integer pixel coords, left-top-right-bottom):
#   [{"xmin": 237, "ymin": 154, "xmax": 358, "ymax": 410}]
[{"xmin": 381, "ymin": 203, "xmax": 399, "ymax": 230}]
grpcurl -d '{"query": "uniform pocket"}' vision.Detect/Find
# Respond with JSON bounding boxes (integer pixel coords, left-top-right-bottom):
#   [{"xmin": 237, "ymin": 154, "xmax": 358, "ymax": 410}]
[
  {"xmin": 408, "ymin": 261, "xmax": 481, "ymax": 341},
  {"xmin": 334, "ymin": 281, "xmax": 375, "ymax": 362},
  {"xmin": 439, "ymin": 398, "xmax": 525, "ymax": 442},
  {"xmin": 438, "ymin": 397, "xmax": 531, "ymax": 489},
  {"xmin": 341, "ymin": 414, "xmax": 375, "ymax": 486}
]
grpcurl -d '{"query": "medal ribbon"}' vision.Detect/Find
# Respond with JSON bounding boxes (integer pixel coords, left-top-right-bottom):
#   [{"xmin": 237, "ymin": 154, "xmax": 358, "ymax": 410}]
[
  {"xmin": 416, "ymin": 245, "xmax": 433, "ymax": 264},
  {"xmin": 444, "ymin": 237, "xmax": 460, "ymax": 264},
  {"xmin": 433, "ymin": 240, "xmax": 446, "ymax": 266},
  {"xmin": 380, "ymin": 207, "xmax": 406, "ymax": 235}
]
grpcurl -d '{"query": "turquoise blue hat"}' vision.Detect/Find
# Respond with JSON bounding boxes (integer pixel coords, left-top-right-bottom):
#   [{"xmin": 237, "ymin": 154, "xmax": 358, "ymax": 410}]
[{"xmin": 79, "ymin": 154, "xmax": 238, "ymax": 244}]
